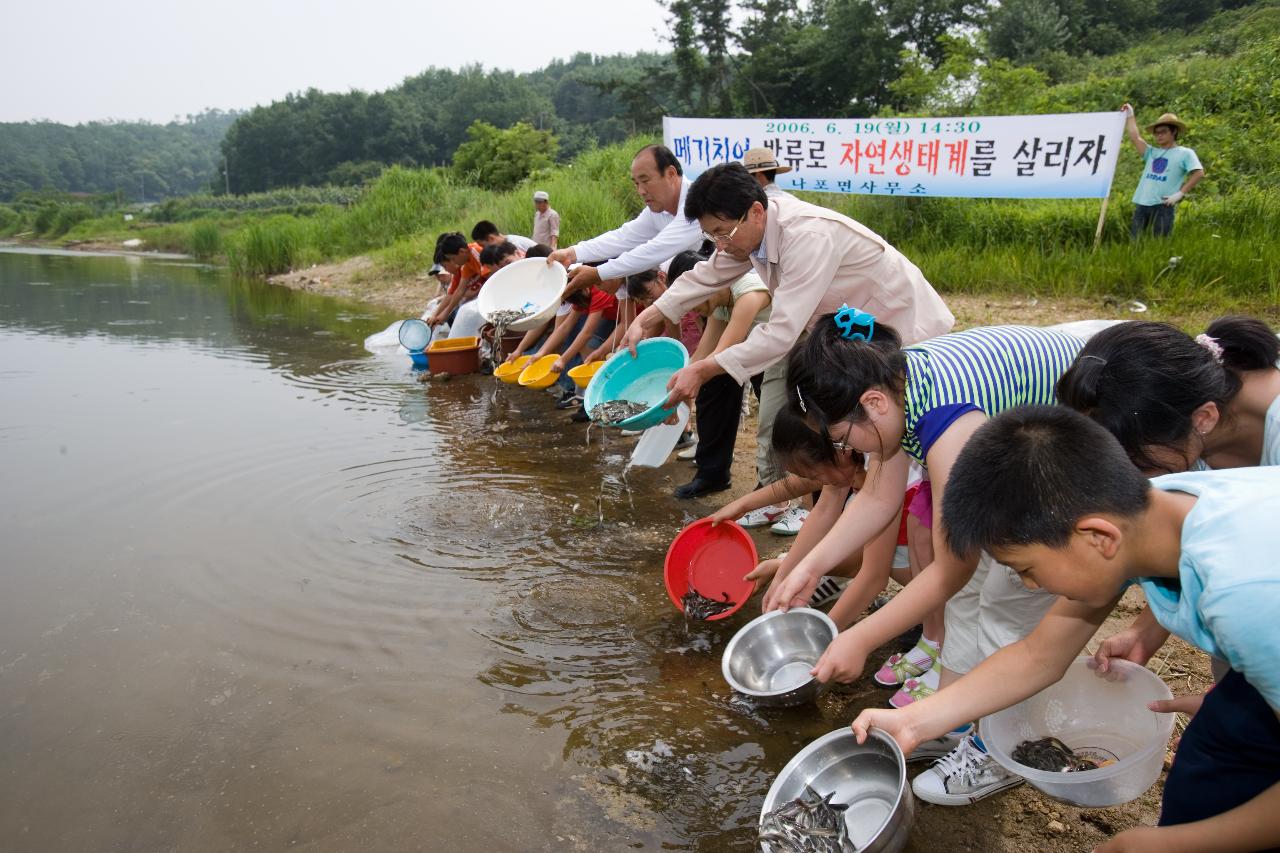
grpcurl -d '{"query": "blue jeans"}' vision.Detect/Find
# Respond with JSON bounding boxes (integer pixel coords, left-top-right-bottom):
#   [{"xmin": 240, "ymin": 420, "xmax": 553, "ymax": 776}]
[
  {"xmin": 1131, "ymin": 203, "xmax": 1175, "ymax": 238},
  {"xmin": 555, "ymin": 317, "xmax": 616, "ymax": 395},
  {"xmin": 1160, "ymin": 668, "xmax": 1280, "ymax": 842}
]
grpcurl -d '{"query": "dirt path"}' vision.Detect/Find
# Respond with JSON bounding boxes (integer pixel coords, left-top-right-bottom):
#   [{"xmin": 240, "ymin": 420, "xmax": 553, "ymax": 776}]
[{"xmin": 265, "ymin": 253, "xmax": 1280, "ymax": 332}]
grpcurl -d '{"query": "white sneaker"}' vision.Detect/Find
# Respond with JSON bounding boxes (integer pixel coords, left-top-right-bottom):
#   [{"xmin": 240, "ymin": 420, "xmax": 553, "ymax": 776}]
[
  {"xmin": 911, "ymin": 734, "xmax": 1023, "ymax": 805},
  {"xmin": 736, "ymin": 504, "xmax": 786, "ymax": 528},
  {"xmin": 677, "ymin": 443, "xmax": 698, "ymax": 460},
  {"xmin": 770, "ymin": 507, "xmax": 809, "ymax": 536},
  {"xmin": 808, "ymin": 576, "xmax": 847, "ymax": 608},
  {"xmin": 908, "ymin": 725, "xmax": 972, "ymax": 762}
]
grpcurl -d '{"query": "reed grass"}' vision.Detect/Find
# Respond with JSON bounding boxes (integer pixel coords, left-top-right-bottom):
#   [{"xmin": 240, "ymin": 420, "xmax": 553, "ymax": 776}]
[
  {"xmin": 34, "ymin": 133, "xmax": 1279, "ymax": 313},
  {"xmin": 189, "ymin": 220, "xmax": 222, "ymax": 260}
]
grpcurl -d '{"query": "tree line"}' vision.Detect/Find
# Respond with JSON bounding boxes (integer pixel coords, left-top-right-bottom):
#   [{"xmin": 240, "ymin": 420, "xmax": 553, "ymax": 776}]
[
  {"xmin": 0, "ymin": 110, "xmax": 238, "ymax": 202},
  {"xmin": 0, "ymin": 0, "xmax": 1255, "ymax": 200},
  {"xmin": 219, "ymin": 0, "xmax": 1257, "ymax": 193}
]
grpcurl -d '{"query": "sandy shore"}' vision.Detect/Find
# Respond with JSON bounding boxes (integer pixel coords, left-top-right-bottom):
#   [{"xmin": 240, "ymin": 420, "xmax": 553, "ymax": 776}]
[{"xmin": 266, "ymin": 253, "xmax": 1217, "ymax": 330}]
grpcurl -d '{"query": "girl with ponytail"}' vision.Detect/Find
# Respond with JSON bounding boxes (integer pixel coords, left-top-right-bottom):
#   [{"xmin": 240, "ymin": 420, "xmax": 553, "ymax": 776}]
[
  {"xmin": 1058, "ymin": 316, "xmax": 1280, "ymax": 689},
  {"xmin": 768, "ymin": 309, "xmax": 1085, "ymax": 806},
  {"xmin": 1057, "ymin": 316, "xmax": 1280, "ymax": 473}
]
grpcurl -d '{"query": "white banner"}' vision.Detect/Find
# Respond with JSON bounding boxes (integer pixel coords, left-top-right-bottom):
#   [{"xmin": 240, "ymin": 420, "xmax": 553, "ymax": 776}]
[{"xmin": 663, "ymin": 112, "xmax": 1126, "ymax": 199}]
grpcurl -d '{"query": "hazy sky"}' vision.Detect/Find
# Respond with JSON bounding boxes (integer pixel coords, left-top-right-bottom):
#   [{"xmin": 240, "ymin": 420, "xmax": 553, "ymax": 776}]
[{"xmin": 2, "ymin": 0, "xmax": 671, "ymax": 125}]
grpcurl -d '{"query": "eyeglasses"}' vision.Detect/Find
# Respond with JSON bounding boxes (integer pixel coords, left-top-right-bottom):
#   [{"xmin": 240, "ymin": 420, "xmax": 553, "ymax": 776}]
[
  {"xmin": 829, "ymin": 423, "xmax": 855, "ymax": 454},
  {"xmin": 701, "ymin": 213, "xmax": 746, "ymax": 246}
]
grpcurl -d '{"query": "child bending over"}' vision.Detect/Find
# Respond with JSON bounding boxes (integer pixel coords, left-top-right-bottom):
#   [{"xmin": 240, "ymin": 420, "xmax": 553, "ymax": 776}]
[{"xmin": 853, "ymin": 405, "xmax": 1280, "ymax": 852}]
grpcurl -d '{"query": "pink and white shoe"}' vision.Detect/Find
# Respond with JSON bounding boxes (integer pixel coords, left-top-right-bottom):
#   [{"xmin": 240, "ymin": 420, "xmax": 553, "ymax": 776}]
[
  {"xmin": 873, "ymin": 637, "xmax": 937, "ymax": 686},
  {"xmin": 889, "ymin": 658, "xmax": 942, "ymax": 708}
]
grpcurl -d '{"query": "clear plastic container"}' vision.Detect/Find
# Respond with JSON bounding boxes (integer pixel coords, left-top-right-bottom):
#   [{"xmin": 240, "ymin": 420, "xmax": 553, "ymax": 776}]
[
  {"xmin": 981, "ymin": 656, "xmax": 1175, "ymax": 807},
  {"xmin": 629, "ymin": 403, "xmax": 689, "ymax": 468}
]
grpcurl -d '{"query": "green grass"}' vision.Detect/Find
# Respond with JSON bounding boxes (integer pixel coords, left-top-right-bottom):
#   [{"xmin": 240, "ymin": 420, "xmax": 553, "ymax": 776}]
[
  {"xmin": 189, "ymin": 220, "xmax": 222, "ymax": 260},
  {"xmin": 15, "ymin": 131, "xmax": 1279, "ymax": 317},
  {"xmin": 19, "ymin": 4, "xmax": 1280, "ymax": 314}
]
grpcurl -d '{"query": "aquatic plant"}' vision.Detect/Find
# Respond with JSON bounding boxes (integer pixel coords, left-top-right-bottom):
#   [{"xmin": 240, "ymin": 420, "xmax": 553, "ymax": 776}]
[{"xmin": 189, "ymin": 221, "xmax": 222, "ymax": 260}]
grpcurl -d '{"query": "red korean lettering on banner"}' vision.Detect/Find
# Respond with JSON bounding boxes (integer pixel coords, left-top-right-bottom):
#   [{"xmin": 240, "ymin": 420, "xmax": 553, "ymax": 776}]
[
  {"xmin": 944, "ymin": 140, "xmax": 969, "ymax": 175},
  {"xmin": 915, "ymin": 140, "xmax": 940, "ymax": 176},
  {"xmin": 840, "ymin": 140, "xmax": 888, "ymax": 175}
]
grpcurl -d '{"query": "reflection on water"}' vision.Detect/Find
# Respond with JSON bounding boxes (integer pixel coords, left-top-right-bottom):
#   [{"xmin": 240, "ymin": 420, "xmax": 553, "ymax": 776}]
[{"xmin": 0, "ymin": 248, "xmax": 863, "ymax": 852}]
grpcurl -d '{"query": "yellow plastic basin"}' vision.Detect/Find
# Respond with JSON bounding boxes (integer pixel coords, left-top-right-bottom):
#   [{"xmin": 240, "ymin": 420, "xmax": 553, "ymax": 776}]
[
  {"xmin": 567, "ymin": 360, "xmax": 604, "ymax": 389},
  {"xmin": 518, "ymin": 354, "xmax": 562, "ymax": 389},
  {"xmin": 427, "ymin": 336, "xmax": 480, "ymax": 353},
  {"xmin": 494, "ymin": 355, "xmax": 532, "ymax": 383}
]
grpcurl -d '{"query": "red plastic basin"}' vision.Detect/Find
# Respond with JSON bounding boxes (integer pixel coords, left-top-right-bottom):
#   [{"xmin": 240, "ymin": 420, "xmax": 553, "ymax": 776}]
[
  {"xmin": 663, "ymin": 519, "xmax": 758, "ymax": 621},
  {"xmin": 426, "ymin": 337, "xmax": 480, "ymax": 375}
]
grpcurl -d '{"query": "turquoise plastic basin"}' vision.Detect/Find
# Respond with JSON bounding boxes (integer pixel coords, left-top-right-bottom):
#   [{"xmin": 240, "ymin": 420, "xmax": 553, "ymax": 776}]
[{"xmin": 582, "ymin": 338, "xmax": 690, "ymax": 430}]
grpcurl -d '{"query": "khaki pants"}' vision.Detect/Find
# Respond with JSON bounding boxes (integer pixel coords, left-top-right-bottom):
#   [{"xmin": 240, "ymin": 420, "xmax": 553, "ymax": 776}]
[
  {"xmin": 754, "ymin": 358, "xmax": 788, "ymax": 486},
  {"xmin": 940, "ymin": 552, "xmax": 1056, "ymax": 675}
]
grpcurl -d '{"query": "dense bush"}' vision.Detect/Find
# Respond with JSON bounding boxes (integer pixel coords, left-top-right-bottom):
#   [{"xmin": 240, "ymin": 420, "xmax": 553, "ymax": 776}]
[
  {"xmin": 451, "ymin": 121, "xmax": 558, "ymax": 191},
  {"xmin": 46, "ymin": 204, "xmax": 94, "ymax": 237},
  {"xmin": 154, "ymin": 185, "xmax": 364, "ymax": 220},
  {"xmin": 190, "ymin": 221, "xmax": 222, "ymax": 260}
]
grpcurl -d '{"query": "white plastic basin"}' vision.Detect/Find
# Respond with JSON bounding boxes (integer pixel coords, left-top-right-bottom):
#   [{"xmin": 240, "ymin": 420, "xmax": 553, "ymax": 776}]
[
  {"xmin": 475, "ymin": 257, "xmax": 566, "ymax": 332},
  {"xmin": 981, "ymin": 656, "xmax": 1175, "ymax": 807}
]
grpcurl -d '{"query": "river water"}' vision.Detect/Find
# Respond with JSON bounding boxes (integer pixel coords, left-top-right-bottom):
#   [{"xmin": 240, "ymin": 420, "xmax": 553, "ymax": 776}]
[{"xmin": 0, "ymin": 248, "xmax": 856, "ymax": 851}]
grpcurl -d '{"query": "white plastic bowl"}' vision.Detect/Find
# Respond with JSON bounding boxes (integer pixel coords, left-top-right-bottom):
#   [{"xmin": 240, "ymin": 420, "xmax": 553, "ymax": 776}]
[
  {"xmin": 475, "ymin": 257, "xmax": 566, "ymax": 332},
  {"xmin": 981, "ymin": 656, "xmax": 1175, "ymax": 807}
]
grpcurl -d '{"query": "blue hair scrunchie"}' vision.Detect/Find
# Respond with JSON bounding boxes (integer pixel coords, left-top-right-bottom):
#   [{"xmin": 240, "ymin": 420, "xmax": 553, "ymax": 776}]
[{"xmin": 833, "ymin": 304, "xmax": 876, "ymax": 341}]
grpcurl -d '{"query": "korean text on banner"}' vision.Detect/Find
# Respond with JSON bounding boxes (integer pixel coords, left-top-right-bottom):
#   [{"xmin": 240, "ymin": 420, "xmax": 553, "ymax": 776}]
[{"xmin": 663, "ymin": 113, "xmax": 1126, "ymax": 200}]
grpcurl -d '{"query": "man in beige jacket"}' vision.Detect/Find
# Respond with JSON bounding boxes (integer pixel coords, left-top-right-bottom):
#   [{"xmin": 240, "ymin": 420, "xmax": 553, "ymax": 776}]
[{"xmin": 621, "ymin": 162, "xmax": 954, "ymax": 408}]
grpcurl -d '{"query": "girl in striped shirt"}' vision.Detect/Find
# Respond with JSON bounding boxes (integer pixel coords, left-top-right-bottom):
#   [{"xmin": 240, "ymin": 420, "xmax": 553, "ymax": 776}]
[{"xmin": 766, "ymin": 308, "xmax": 1083, "ymax": 806}]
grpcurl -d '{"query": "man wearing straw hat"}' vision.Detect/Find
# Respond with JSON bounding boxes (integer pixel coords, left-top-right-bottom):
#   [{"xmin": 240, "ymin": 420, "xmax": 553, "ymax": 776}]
[
  {"xmin": 1122, "ymin": 104, "xmax": 1205, "ymax": 238},
  {"xmin": 740, "ymin": 147, "xmax": 792, "ymax": 199}
]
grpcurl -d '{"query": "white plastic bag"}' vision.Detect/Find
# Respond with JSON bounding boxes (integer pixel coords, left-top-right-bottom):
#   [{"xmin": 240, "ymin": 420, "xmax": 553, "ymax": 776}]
[{"xmin": 364, "ymin": 320, "xmax": 404, "ymax": 352}]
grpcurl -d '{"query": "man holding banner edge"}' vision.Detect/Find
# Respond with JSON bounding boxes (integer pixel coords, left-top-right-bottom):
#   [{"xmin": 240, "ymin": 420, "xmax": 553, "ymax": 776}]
[
  {"xmin": 620, "ymin": 162, "xmax": 954, "ymax": 408},
  {"xmin": 1122, "ymin": 103, "xmax": 1205, "ymax": 239}
]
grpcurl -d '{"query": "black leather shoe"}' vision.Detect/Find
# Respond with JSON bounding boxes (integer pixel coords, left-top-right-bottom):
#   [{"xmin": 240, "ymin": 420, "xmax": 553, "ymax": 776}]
[
  {"xmin": 674, "ymin": 477, "xmax": 731, "ymax": 499},
  {"xmin": 569, "ymin": 406, "xmax": 590, "ymax": 423}
]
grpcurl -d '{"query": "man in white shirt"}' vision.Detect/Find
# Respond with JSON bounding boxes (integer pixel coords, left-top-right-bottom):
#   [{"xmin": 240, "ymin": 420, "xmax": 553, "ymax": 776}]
[
  {"xmin": 471, "ymin": 220, "xmax": 536, "ymax": 251},
  {"xmin": 622, "ymin": 163, "xmax": 953, "ymax": 407},
  {"xmin": 549, "ymin": 144, "xmax": 706, "ymax": 294}
]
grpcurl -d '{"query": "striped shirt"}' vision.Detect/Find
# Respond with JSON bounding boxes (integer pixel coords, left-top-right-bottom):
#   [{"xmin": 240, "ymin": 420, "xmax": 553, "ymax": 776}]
[{"xmin": 900, "ymin": 326, "xmax": 1084, "ymax": 463}]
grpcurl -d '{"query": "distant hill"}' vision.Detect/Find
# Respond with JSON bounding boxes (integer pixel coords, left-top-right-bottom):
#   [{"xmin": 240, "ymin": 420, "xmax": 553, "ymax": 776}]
[{"xmin": 0, "ymin": 110, "xmax": 239, "ymax": 201}]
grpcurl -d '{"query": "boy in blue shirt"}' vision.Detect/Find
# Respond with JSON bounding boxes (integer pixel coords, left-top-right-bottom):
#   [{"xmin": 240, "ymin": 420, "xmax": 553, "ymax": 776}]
[
  {"xmin": 1123, "ymin": 104, "xmax": 1205, "ymax": 239},
  {"xmin": 852, "ymin": 406, "xmax": 1280, "ymax": 851}
]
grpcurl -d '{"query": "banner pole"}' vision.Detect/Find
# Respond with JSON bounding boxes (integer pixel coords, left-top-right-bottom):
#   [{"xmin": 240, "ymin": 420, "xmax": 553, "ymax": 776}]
[{"xmin": 1093, "ymin": 196, "xmax": 1110, "ymax": 253}]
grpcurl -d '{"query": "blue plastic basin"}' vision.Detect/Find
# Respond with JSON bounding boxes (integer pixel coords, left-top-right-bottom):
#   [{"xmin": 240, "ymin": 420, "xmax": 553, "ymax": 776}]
[
  {"xmin": 582, "ymin": 338, "xmax": 690, "ymax": 430},
  {"xmin": 408, "ymin": 350, "xmax": 430, "ymax": 369}
]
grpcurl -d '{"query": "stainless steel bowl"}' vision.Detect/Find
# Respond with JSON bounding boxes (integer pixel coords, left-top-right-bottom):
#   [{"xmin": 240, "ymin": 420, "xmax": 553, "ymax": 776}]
[
  {"xmin": 721, "ymin": 608, "xmax": 837, "ymax": 707},
  {"xmin": 760, "ymin": 728, "xmax": 914, "ymax": 853}
]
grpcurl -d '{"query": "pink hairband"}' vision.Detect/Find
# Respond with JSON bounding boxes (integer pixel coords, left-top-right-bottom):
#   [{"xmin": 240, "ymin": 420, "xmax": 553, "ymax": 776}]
[{"xmin": 1195, "ymin": 333, "xmax": 1224, "ymax": 363}]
